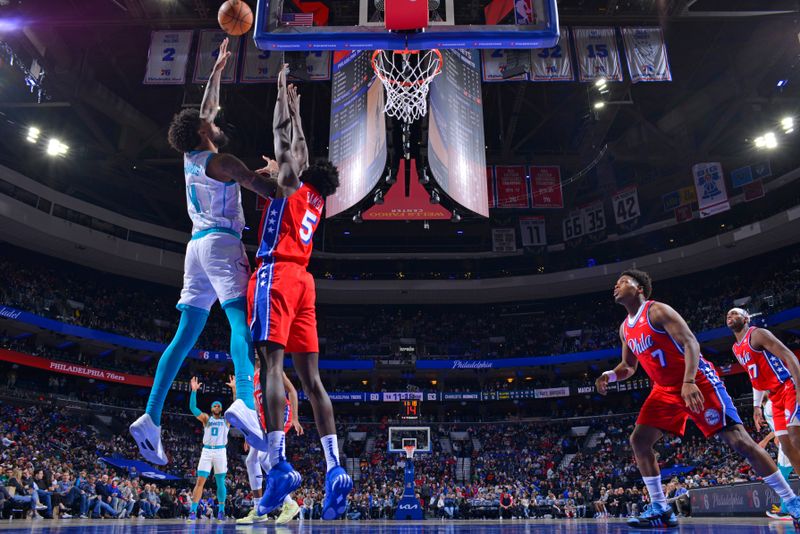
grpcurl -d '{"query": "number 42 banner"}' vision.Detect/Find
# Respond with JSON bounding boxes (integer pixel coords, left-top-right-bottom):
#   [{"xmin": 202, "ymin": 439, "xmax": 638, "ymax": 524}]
[{"xmin": 612, "ymin": 187, "xmax": 641, "ymax": 224}]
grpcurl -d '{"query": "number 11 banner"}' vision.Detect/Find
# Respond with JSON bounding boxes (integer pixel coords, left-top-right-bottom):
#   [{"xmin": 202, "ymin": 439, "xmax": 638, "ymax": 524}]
[
  {"xmin": 573, "ymin": 27, "xmax": 622, "ymax": 83},
  {"xmin": 144, "ymin": 30, "xmax": 193, "ymax": 85}
]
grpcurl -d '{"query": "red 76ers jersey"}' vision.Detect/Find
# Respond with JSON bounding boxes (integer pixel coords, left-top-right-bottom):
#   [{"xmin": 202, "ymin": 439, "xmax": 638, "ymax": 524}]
[
  {"xmin": 256, "ymin": 183, "xmax": 324, "ymax": 267},
  {"xmin": 732, "ymin": 326, "xmax": 790, "ymax": 394},
  {"xmin": 622, "ymin": 300, "xmax": 721, "ymax": 391}
]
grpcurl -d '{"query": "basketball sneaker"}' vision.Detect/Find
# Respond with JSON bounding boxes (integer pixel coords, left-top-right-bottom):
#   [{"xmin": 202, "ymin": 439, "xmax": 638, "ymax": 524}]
[
  {"xmin": 257, "ymin": 461, "xmax": 302, "ymax": 516},
  {"xmin": 321, "ymin": 466, "xmax": 353, "ymax": 520},
  {"xmin": 781, "ymin": 495, "xmax": 800, "ymax": 529},
  {"xmin": 186, "ymin": 511, "xmax": 197, "ymax": 523},
  {"xmin": 766, "ymin": 503, "xmax": 791, "ymax": 520},
  {"xmin": 217, "ymin": 509, "xmax": 225, "ymax": 521},
  {"xmin": 276, "ymin": 498, "xmax": 301, "ymax": 524},
  {"xmin": 626, "ymin": 503, "xmax": 678, "ymax": 528},
  {"xmin": 129, "ymin": 414, "xmax": 167, "ymax": 465},
  {"xmin": 236, "ymin": 507, "xmax": 269, "ymax": 524},
  {"xmin": 224, "ymin": 399, "xmax": 268, "ymax": 451}
]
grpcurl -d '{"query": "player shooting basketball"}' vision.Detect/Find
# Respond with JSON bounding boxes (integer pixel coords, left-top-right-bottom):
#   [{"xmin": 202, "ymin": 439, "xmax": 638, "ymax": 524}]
[
  {"xmin": 130, "ymin": 38, "xmax": 276, "ymax": 464},
  {"xmin": 247, "ymin": 64, "xmax": 351, "ymax": 520}
]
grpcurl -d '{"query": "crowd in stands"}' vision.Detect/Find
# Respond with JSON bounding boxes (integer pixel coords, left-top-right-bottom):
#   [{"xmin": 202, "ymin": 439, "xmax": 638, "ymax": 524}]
[
  {"xmin": 2, "ymin": 246, "xmax": 799, "ymax": 358},
  {"xmin": 0, "ymin": 386, "xmax": 774, "ymax": 522}
]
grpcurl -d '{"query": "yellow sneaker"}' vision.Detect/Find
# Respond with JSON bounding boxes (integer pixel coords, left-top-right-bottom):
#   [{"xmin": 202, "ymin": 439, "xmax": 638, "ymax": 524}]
[
  {"xmin": 236, "ymin": 507, "xmax": 269, "ymax": 524},
  {"xmin": 275, "ymin": 499, "xmax": 300, "ymax": 525}
]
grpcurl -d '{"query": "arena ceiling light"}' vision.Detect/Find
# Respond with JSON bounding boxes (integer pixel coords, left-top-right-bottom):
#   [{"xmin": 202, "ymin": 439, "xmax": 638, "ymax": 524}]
[
  {"xmin": 754, "ymin": 132, "xmax": 778, "ymax": 150},
  {"xmin": 26, "ymin": 126, "xmax": 40, "ymax": 143},
  {"xmin": 782, "ymin": 117, "xmax": 794, "ymax": 134},
  {"xmin": 593, "ymin": 101, "xmax": 606, "ymax": 110},
  {"xmin": 46, "ymin": 138, "xmax": 69, "ymax": 156}
]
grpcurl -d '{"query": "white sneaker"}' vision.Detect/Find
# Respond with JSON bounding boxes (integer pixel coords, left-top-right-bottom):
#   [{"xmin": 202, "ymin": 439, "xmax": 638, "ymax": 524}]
[
  {"xmin": 62, "ymin": 513, "xmax": 72, "ymax": 518},
  {"xmin": 224, "ymin": 399, "xmax": 268, "ymax": 451},
  {"xmin": 129, "ymin": 414, "xmax": 167, "ymax": 465}
]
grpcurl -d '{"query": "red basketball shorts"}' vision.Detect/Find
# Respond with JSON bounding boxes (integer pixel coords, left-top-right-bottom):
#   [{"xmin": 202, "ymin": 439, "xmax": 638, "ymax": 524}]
[
  {"xmin": 769, "ymin": 380, "xmax": 800, "ymax": 436},
  {"xmin": 247, "ymin": 260, "xmax": 319, "ymax": 353}
]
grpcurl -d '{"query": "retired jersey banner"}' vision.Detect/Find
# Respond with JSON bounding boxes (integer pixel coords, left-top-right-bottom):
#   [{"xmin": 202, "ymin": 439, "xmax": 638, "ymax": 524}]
[
  {"xmin": 481, "ymin": 50, "xmax": 528, "ymax": 82},
  {"xmin": 573, "ymin": 27, "xmax": 622, "ymax": 82},
  {"xmin": 693, "ymin": 162, "xmax": 730, "ymax": 218},
  {"xmin": 581, "ymin": 201, "xmax": 607, "ymax": 235},
  {"xmin": 520, "ymin": 216, "xmax": 547, "ymax": 247},
  {"xmin": 621, "ymin": 27, "xmax": 672, "ymax": 83},
  {"xmin": 144, "ymin": 30, "xmax": 193, "ymax": 85},
  {"xmin": 529, "ymin": 166, "xmax": 563, "ymax": 208},
  {"xmin": 612, "ymin": 187, "xmax": 640, "ymax": 224},
  {"xmin": 241, "ymin": 43, "xmax": 331, "ymax": 83},
  {"xmin": 531, "ymin": 27, "xmax": 574, "ymax": 82},
  {"xmin": 193, "ymin": 30, "xmax": 240, "ymax": 84},
  {"xmin": 495, "ymin": 166, "xmax": 530, "ymax": 208},
  {"xmin": 487, "ymin": 167, "xmax": 497, "ymax": 208}
]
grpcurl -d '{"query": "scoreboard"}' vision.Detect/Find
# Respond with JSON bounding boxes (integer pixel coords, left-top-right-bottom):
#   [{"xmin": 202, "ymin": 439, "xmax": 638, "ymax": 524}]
[{"xmin": 400, "ymin": 400, "xmax": 420, "ymax": 421}]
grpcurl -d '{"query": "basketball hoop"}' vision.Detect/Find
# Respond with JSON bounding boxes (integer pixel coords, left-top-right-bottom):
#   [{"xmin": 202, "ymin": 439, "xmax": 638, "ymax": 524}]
[
  {"xmin": 403, "ymin": 444, "xmax": 417, "ymax": 459},
  {"xmin": 372, "ymin": 48, "xmax": 443, "ymax": 124}
]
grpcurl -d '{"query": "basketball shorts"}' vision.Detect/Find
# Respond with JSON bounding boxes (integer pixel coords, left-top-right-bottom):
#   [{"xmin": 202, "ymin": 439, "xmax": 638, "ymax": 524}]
[
  {"xmin": 255, "ymin": 394, "xmax": 292, "ymax": 434},
  {"xmin": 768, "ymin": 380, "xmax": 800, "ymax": 436},
  {"xmin": 197, "ymin": 446, "xmax": 227, "ymax": 475},
  {"xmin": 178, "ymin": 232, "xmax": 250, "ymax": 311},
  {"xmin": 247, "ymin": 260, "xmax": 318, "ymax": 353},
  {"xmin": 637, "ymin": 381, "xmax": 742, "ymax": 437}
]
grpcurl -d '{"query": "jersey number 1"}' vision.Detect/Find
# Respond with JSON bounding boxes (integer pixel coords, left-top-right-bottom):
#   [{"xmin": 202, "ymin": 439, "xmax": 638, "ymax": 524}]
[{"xmin": 299, "ymin": 210, "xmax": 318, "ymax": 244}]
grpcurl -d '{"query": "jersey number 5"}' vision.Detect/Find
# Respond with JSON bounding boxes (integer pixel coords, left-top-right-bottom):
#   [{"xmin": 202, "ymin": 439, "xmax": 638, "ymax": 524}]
[{"xmin": 299, "ymin": 209, "xmax": 318, "ymax": 244}]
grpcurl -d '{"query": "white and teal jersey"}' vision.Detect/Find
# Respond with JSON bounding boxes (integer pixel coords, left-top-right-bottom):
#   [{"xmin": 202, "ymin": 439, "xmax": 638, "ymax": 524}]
[
  {"xmin": 203, "ymin": 416, "xmax": 229, "ymax": 447},
  {"xmin": 184, "ymin": 150, "xmax": 245, "ymax": 237}
]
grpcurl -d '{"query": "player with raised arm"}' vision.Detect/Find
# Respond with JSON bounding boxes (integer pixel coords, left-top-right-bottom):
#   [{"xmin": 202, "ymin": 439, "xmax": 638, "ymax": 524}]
[
  {"xmin": 728, "ymin": 307, "xmax": 800, "ymax": 518},
  {"xmin": 247, "ymin": 64, "xmax": 351, "ymax": 520},
  {"xmin": 596, "ymin": 270, "xmax": 800, "ymax": 529},
  {"xmin": 186, "ymin": 376, "xmax": 233, "ymax": 522},
  {"xmin": 237, "ymin": 358, "xmax": 303, "ymax": 525},
  {"xmin": 130, "ymin": 38, "xmax": 274, "ymax": 464}
]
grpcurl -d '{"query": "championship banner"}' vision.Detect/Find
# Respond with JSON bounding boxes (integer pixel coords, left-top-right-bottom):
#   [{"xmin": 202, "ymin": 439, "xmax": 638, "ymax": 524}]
[
  {"xmin": 495, "ymin": 166, "xmax": 530, "ymax": 208},
  {"xmin": 675, "ymin": 204, "xmax": 693, "ymax": 223},
  {"xmin": 730, "ymin": 166, "xmax": 753, "ymax": 188},
  {"xmin": 692, "ymin": 162, "xmax": 730, "ymax": 218},
  {"xmin": 0, "ymin": 349, "xmax": 154, "ymax": 387},
  {"xmin": 612, "ymin": 187, "xmax": 640, "ymax": 224},
  {"xmin": 143, "ymin": 30, "xmax": 193, "ymax": 85},
  {"xmin": 481, "ymin": 50, "xmax": 528, "ymax": 82},
  {"xmin": 487, "ymin": 167, "xmax": 497, "ymax": 208},
  {"xmin": 520, "ymin": 216, "xmax": 547, "ymax": 247},
  {"xmin": 743, "ymin": 180, "xmax": 765, "ymax": 202},
  {"xmin": 573, "ymin": 27, "xmax": 623, "ymax": 82},
  {"xmin": 530, "ymin": 27, "xmax": 574, "ymax": 82},
  {"xmin": 193, "ymin": 30, "xmax": 241, "ymax": 84},
  {"xmin": 529, "ymin": 166, "xmax": 564, "ymax": 208},
  {"xmin": 621, "ymin": 27, "xmax": 672, "ymax": 83}
]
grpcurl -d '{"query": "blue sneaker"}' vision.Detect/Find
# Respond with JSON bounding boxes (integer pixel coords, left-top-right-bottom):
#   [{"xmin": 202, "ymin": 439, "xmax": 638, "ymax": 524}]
[
  {"xmin": 782, "ymin": 495, "xmax": 800, "ymax": 530},
  {"xmin": 217, "ymin": 508, "xmax": 225, "ymax": 521},
  {"xmin": 626, "ymin": 503, "xmax": 678, "ymax": 528},
  {"xmin": 321, "ymin": 466, "xmax": 353, "ymax": 520},
  {"xmin": 186, "ymin": 511, "xmax": 197, "ymax": 523},
  {"xmin": 257, "ymin": 461, "xmax": 302, "ymax": 516}
]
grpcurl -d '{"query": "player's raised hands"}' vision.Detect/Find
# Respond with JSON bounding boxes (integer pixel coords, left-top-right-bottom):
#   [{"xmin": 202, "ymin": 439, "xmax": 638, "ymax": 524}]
[
  {"xmin": 288, "ymin": 84, "xmax": 301, "ymax": 117},
  {"xmin": 213, "ymin": 37, "xmax": 231, "ymax": 74},
  {"xmin": 291, "ymin": 417, "xmax": 304, "ymax": 436},
  {"xmin": 190, "ymin": 376, "xmax": 203, "ymax": 392},
  {"xmin": 225, "ymin": 375, "xmax": 236, "ymax": 390},
  {"xmin": 595, "ymin": 374, "xmax": 609, "ymax": 395},
  {"xmin": 681, "ymin": 382, "xmax": 704, "ymax": 414},
  {"xmin": 753, "ymin": 405, "xmax": 765, "ymax": 431},
  {"xmin": 255, "ymin": 156, "xmax": 279, "ymax": 177}
]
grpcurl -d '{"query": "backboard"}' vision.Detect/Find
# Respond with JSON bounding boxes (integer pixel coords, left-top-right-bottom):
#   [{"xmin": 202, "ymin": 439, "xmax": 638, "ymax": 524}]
[
  {"xmin": 254, "ymin": 0, "xmax": 560, "ymax": 51},
  {"xmin": 388, "ymin": 426, "xmax": 431, "ymax": 454}
]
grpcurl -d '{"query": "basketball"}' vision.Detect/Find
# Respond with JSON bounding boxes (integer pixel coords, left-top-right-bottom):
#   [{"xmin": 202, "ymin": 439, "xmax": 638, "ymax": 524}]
[{"xmin": 218, "ymin": 0, "xmax": 253, "ymax": 36}]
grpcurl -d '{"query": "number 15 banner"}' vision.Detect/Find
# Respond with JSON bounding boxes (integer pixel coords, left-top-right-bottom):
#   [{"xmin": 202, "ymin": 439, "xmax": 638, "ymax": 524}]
[
  {"xmin": 573, "ymin": 27, "xmax": 622, "ymax": 83},
  {"xmin": 144, "ymin": 30, "xmax": 193, "ymax": 85}
]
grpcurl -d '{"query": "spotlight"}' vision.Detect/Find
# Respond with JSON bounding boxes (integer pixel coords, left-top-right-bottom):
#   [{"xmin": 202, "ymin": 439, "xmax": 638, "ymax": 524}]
[
  {"xmin": 373, "ymin": 190, "xmax": 384, "ymax": 205},
  {"xmin": 46, "ymin": 138, "xmax": 69, "ymax": 156},
  {"xmin": 450, "ymin": 210, "xmax": 461, "ymax": 223},
  {"xmin": 764, "ymin": 132, "xmax": 778, "ymax": 149},
  {"xmin": 754, "ymin": 136, "xmax": 765, "ymax": 148},
  {"xmin": 593, "ymin": 101, "xmax": 605, "ymax": 110},
  {"xmin": 352, "ymin": 211, "xmax": 363, "ymax": 224},
  {"xmin": 430, "ymin": 189, "xmax": 440, "ymax": 205},
  {"xmin": 419, "ymin": 167, "xmax": 430, "ymax": 185},
  {"xmin": 782, "ymin": 117, "xmax": 794, "ymax": 133},
  {"xmin": 26, "ymin": 126, "xmax": 40, "ymax": 143},
  {"xmin": 595, "ymin": 78, "xmax": 607, "ymax": 88}
]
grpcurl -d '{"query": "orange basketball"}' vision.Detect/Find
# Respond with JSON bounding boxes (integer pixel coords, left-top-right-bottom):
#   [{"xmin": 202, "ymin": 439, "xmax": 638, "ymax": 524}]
[{"xmin": 218, "ymin": 0, "xmax": 253, "ymax": 37}]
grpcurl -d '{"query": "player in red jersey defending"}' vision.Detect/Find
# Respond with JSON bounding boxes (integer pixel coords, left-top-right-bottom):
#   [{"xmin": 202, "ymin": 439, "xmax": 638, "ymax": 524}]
[
  {"xmin": 596, "ymin": 270, "xmax": 800, "ymax": 528},
  {"xmin": 245, "ymin": 65, "xmax": 351, "ymax": 520},
  {"xmin": 727, "ymin": 308, "xmax": 800, "ymax": 492}
]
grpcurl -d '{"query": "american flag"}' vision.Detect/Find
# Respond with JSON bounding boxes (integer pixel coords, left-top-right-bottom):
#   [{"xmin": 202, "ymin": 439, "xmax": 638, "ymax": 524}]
[{"xmin": 282, "ymin": 13, "xmax": 314, "ymax": 26}]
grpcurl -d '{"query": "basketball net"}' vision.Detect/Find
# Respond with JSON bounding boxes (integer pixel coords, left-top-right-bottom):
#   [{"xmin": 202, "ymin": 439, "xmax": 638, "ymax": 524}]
[
  {"xmin": 403, "ymin": 444, "xmax": 417, "ymax": 459},
  {"xmin": 372, "ymin": 49, "xmax": 443, "ymax": 124}
]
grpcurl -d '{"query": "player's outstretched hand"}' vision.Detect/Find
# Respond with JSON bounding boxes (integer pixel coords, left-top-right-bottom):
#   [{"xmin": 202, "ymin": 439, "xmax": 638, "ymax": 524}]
[
  {"xmin": 288, "ymin": 84, "xmax": 301, "ymax": 116},
  {"xmin": 753, "ymin": 406, "xmax": 765, "ymax": 431},
  {"xmin": 256, "ymin": 156, "xmax": 279, "ymax": 177},
  {"xmin": 291, "ymin": 418, "xmax": 304, "ymax": 436},
  {"xmin": 225, "ymin": 375, "xmax": 236, "ymax": 391},
  {"xmin": 681, "ymin": 382, "xmax": 704, "ymax": 414},
  {"xmin": 595, "ymin": 374, "xmax": 609, "ymax": 395},
  {"xmin": 213, "ymin": 38, "xmax": 231, "ymax": 74},
  {"xmin": 190, "ymin": 376, "xmax": 203, "ymax": 392}
]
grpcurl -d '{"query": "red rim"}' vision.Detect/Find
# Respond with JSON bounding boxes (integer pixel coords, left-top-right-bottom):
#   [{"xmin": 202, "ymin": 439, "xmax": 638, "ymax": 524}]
[{"xmin": 371, "ymin": 49, "xmax": 443, "ymax": 88}]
